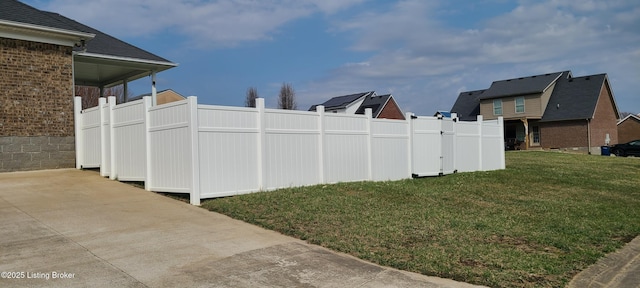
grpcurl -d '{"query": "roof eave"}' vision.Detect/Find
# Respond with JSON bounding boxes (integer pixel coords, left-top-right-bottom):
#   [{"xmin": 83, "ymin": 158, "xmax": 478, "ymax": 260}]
[
  {"xmin": 600, "ymin": 75, "xmax": 621, "ymax": 120},
  {"xmin": 541, "ymin": 72, "xmax": 564, "ymax": 93},
  {"xmin": 539, "ymin": 117, "xmax": 590, "ymax": 123},
  {"xmin": 480, "ymin": 91, "xmax": 541, "ymax": 100},
  {"xmin": 73, "ymin": 52, "xmax": 178, "ymax": 87},
  {"xmin": 74, "ymin": 52, "xmax": 177, "ymax": 68},
  {"xmin": 617, "ymin": 114, "xmax": 640, "ymax": 125},
  {"xmin": 374, "ymin": 95, "xmax": 393, "ymax": 118},
  {"xmin": 0, "ymin": 19, "xmax": 95, "ymax": 46}
]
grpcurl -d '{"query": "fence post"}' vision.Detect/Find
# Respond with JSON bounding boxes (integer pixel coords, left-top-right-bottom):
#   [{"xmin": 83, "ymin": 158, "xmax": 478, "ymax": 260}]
[
  {"xmin": 451, "ymin": 113, "xmax": 458, "ymax": 173},
  {"xmin": 74, "ymin": 97, "xmax": 83, "ymax": 169},
  {"xmin": 256, "ymin": 98, "xmax": 266, "ymax": 190},
  {"xmin": 477, "ymin": 115, "xmax": 483, "ymax": 171},
  {"xmin": 143, "ymin": 96, "xmax": 152, "ymax": 191},
  {"xmin": 187, "ymin": 96, "xmax": 201, "ymax": 205},
  {"xmin": 317, "ymin": 105, "xmax": 325, "ymax": 184},
  {"xmin": 98, "ymin": 97, "xmax": 108, "ymax": 177},
  {"xmin": 108, "ymin": 96, "xmax": 116, "ymax": 180},
  {"xmin": 406, "ymin": 112, "xmax": 414, "ymax": 178},
  {"xmin": 365, "ymin": 108, "xmax": 373, "ymax": 180},
  {"xmin": 498, "ymin": 116, "xmax": 505, "ymax": 169}
]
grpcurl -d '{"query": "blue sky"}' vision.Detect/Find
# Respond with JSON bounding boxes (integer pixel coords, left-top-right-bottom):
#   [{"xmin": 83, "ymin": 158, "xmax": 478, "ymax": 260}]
[{"xmin": 25, "ymin": 0, "xmax": 640, "ymax": 115}]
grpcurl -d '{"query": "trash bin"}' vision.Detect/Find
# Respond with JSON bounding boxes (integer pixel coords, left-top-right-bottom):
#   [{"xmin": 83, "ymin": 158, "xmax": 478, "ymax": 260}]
[{"xmin": 600, "ymin": 146, "xmax": 610, "ymax": 156}]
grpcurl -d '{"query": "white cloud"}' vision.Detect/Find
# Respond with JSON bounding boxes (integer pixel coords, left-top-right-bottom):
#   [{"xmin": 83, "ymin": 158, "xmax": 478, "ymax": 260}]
[
  {"xmin": 32, "ymin": 0, "xmax": 640, "ymax": 113},
  {"xmin": 306, "ymin": 0, "xmax": 640, "ymax": 114},
  {"xmin": 39, "ymin": 0, "xmax": 365, "ymax": 47}
]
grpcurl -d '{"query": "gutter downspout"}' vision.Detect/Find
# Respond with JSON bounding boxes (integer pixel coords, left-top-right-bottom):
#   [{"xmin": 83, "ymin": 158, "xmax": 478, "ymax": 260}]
[
  {"xmin": 72, "ymin": 51, "xmax": 81, "ymax": 169},
  {"xmin": 587, "ymin": 118, "xmax": 591, "ymax": 155}
]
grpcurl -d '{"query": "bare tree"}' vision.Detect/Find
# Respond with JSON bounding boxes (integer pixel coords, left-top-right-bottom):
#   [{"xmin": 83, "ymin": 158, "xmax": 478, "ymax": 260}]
[
  {"xmin": 277, "ymin": 83, "xmax": 297, "ymax": 110},
  {"xmin": 75, "ymin": 85, "xmax": 101, "ymax": 109},
  {"xmin": 245, "ymin": 87, "xmax": 258, "ymax": 108},
  {"xmin": 75, "ymin": 84, "xmax": 133, "ymax": 109},
  {"xmin": 619, "ymin": 111, "xmax": 633, "ymax": 118}
]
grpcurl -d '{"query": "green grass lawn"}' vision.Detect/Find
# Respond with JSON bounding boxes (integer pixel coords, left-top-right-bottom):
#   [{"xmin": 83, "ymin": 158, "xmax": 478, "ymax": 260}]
[{"xmin": 201, "ymin": 152, "xmax": 640, "ymax": 288}]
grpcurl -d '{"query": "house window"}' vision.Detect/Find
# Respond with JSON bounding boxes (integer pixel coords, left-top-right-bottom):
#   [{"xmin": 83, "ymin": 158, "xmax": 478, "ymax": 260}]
[
  {"xmin": 515, "ymin": 97, "xmax": 525, "ymax": 113},
  {"xmin": 531, "ymin": 125, "xmax": 540, "ymax": 144},
  {"xmin": 493, "ymin": 99, "xmax": 502, "ymax": 115}
]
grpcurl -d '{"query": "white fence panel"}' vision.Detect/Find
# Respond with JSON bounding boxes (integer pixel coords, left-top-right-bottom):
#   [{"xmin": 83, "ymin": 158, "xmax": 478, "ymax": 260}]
[
  {"xmin": 112, "ymin": 99, "xmax": 148, "ymax": 181},
  {"xmin": 481, "ymin": 118, "xmax": 505, "ymax": 171},
  {"xmin": 264, "ymin": 109, "xmax": 321, "ymax": 189},
  {"xmin": 74, "ymin": 96, "xmax": 506, "ymax": 205},
  {"xmin": 371, "ymin": 119, "xmax": 410, "ymax": 181},
  {"xmin": 455, "ymin": 120, "xmax": 481, "ymax": 172},
  {"xmin": 324, "ymin": 113, "xmax": 370, "ymax": 183},
  {"xmin": 411, "ymin": 117, "xmax": 442, "ymax": 177},
  {"xmin": 441, "ymin": 118, "xmax": 456, "ymax": 175},
  {"xmin": 80, "ymin": 105, "xmax": 101, "ymax": 168},
  {"xmin": 197, "ymin": 105, "xmax": 261, "ymax": 198},
  {"xmin": 148, "ymin": 99, "xmax": 192, "ymax": 193}
]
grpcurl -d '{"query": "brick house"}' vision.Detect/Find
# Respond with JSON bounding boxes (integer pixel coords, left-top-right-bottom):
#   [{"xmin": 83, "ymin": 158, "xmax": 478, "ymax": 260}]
[
  {"xmin": 1, "ymin": 0, "xmax": 176, "ymax": 172},
  {"xmin": 451, "ymin": 71, "xmax": 620, "ymax": 153},
  {"xmin": 617, "ymin": 114, "xmax": 640, "ymax": 144},
  {"xmin": 309, "ymin": 91, "xmax": 405, "ymax": 120}
]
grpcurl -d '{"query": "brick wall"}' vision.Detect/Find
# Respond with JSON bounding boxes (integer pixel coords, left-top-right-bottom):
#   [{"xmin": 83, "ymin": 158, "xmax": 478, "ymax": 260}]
[
  {"xmin": 0, "ymin": 37, "xmax": 75, "ymax": 171},
  {"xmin": 618, "ymin": 117, "xmax": 640, "ymax": 144},
  {"xmin": 377, "ymin": 98, "xmax": 405, "ymax": 120},
  {"xmin": 589, "ymin": 83, "xmax": 618, "ymax": 147},
  {"xmin": 540, "ymin": 120, "xmax": 588, "ymax": 150}
]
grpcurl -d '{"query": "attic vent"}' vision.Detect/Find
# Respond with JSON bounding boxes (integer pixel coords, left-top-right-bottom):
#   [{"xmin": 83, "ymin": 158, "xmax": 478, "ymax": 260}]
[
  {"xmin": 532, "ymin": 76, "xmax": 537, "ymax": 78},
  {"xmin": 585, "ymin": 77, "xmax": 590, "ymax": 80},
  {"xmin": 545, "ymin": 73, "xmax": 550, "ymax": 76},
  {"xmin": 506, "ymin": 79, "xmax": 511, "ymax": 82},
  {"xmin": 518, "ymin": 77, "xmax": 524, "ymax": 79}
]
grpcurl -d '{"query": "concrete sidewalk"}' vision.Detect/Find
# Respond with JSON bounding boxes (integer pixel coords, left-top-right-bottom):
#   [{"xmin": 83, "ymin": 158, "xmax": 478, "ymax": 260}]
[
  {"xmin": 0, "ymin": 169, "xmax": 484, "ymax": 288},
  {"xmin": 568, "ymin": 236, "xmax": 640, "ymax": 288}
]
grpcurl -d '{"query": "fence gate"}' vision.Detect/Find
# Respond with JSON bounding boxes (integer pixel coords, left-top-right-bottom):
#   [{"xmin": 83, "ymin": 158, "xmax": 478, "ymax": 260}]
[{"xmin": 411, "ymin": 116, "xmax": 455, "ymax": 177}]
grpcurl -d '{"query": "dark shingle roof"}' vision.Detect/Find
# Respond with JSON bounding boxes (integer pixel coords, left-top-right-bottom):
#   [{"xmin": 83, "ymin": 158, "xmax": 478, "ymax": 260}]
[
  {"xmin": 46, "ymin": 12, "xmax": 171, "ymax": 62},
  {"xmin": 0, "ymin": 0, "xmax": 171, "ymax": 63},
  {"xmin": 540, "ymin": 74, "xmax": 608, "ymax": 122},
  {"xmin": 450, "ymin": 71, "xmax": 617, "ymax": 123},
  {"xmin": 450, "ymin": 89, "xmax": 485, "ymax": 121},
  {"xmin": 0, "ymin": 0, "xmax": 91, "ymax": 32},
  {"xmin": 479, "ymin": 71, "xmax": 567, "ymax": 100},
  {"xmin": 308, "ymin": 91, "xmax": 373, "ymax": 111},
  {"xmin": 355, "ymin": 94, "xmax": 391, "ymax": 118}
]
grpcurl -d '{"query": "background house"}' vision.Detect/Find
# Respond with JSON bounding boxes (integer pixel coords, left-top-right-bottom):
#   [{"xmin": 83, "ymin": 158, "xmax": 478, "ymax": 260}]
[
  {"xmin": 309, "ymin": 91, "xmax": 405, "ymax": 120},
  {"xmin": 451, "ymin": 71, "xmax": 620, "ymax": 154},
  {"xmin": 133, "ymin": 89, "xmax": 185, "ymax": 105},
  {"xmin": 0, "ymin": 0, "xmax": 176, "ymax": 172},
  {"xmin": 617, "ymin": 114, "xmax": 640, "ymax": 144}
]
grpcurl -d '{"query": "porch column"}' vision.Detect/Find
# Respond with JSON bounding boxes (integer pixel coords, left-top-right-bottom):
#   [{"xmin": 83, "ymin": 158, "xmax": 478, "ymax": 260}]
[
  {"xmin": 521, "ymin": 118, "xmax": 529, "ymax": 150},
  {"xmin": 123, "ymin": 80, "xmax": 128, "ymax": 102}
]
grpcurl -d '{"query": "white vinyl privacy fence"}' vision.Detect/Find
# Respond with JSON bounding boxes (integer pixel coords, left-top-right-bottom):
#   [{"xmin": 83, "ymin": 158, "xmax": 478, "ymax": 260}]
[{"xmin": 74, "ymin": 96, "xmax": 504, "ymax": 205}]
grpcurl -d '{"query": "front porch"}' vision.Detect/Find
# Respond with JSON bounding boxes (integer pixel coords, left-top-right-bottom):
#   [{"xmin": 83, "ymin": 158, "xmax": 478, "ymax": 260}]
[{"xmin": 504, "ymin": 119, "xmax": 541, "ymax": 150}]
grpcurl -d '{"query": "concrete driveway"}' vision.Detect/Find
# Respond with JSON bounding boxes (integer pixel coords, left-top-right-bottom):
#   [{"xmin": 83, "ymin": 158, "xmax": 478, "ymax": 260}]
[{"xmin": 0, "ymin": 169, "xmax": 484, "ymax": 288}]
